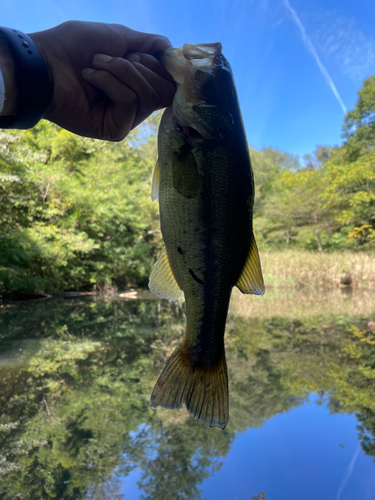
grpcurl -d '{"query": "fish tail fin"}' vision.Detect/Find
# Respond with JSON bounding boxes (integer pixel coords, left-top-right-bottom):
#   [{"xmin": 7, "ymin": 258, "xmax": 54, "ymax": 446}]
[{"xmin": 150, "ymin": 343, "xmax": 229, "ymax": 429}]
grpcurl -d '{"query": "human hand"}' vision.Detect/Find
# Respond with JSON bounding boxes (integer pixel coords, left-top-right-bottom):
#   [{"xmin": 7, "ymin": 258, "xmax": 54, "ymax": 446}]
[{"xmin": 29, "ymin": 21, "xmax": 175, "ymax": 140}]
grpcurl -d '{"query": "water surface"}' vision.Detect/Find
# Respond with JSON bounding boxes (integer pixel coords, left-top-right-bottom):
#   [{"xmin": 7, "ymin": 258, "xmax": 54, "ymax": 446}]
[{"xmin": 0, "ymin": 288, "xmax": 374, "ymax": 500}]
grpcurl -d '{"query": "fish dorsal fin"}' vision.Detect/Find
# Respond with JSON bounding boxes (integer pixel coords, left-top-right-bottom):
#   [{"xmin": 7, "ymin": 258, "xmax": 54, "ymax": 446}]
[
  {"xmin": 151, "ymin": 159, "xmax": 160, "ymax": 202},
  {"xmin": 236, "ymin": 234, "xmax": 265, "ymax": 295},
  {"xmin": 149, "ymin": 247, "xmax": 182, "ymax": 301}
]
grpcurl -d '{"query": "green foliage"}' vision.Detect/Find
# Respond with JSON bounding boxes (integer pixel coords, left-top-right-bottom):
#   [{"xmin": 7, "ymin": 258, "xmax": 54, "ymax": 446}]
[
  {"xmin": 250, "ymin": 146, "xmax": 299, "ymax": 214},
  {"xmin": 253, "ymin": 144, "xmax": 374, "ymax": 250},
  {"xmin": 322, "ymin": 148, "xmax": 375, "ymax": 248},
  {"xmin": 256, "ymin": 162, "xmax": 332, "ymax": 249},
  {"xmin": 342, "ymin": 75, "xmax": 375, "ymax": 161},
  {"xmin": 0, "ymin": 118, "xmax": 161, "ymax": 294}
]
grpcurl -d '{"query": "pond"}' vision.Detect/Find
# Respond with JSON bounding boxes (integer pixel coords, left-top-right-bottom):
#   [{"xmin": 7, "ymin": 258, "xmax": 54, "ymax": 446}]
[{"xmin": 0, "ymin": 287, "xmax": 374, "ymax": 500}]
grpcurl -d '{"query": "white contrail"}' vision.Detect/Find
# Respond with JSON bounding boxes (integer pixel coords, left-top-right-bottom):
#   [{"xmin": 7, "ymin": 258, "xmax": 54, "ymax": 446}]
[
  {"xmin": 335, "ymin": 444, "xmax": 361, "ymax": 500},
  {"xmin": 282, "ymin": 0, "xmax": 347, "ymax": 114}
]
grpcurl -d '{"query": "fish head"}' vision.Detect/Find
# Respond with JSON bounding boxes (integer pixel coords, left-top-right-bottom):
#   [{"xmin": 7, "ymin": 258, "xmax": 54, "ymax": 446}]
[{"xmin": 159, "ymin": 43, "xmax": 236, "ymax": 141}]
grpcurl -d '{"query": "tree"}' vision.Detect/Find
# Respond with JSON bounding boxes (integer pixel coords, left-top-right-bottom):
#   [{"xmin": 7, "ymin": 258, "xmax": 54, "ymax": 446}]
[
  {"xmin": 253, "ymin": 75, "xmax": 375, "ymax": 251},
  {"xmin": 0, "ymin": 117, "xmax": 162, "ymax": 295},
  {"xmin": 342, "ymin": 76, "xmax": 375, "ymax": 161},
  {"xmin": 250, "ymin": 146, "xmax": 299, "ymax": 215},
  {"xmin": 322, "ymin": 148, "xmax": 375, "ymax": 248},
  {"xmin": 256, "ymin": 162, "xmax": 335, "ymax": 249}
]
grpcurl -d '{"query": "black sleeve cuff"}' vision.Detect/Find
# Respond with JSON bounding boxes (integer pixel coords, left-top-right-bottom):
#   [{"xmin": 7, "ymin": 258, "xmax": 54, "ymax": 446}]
[{"xmin": 0, "ymin": 27, "xmax": 53, "ymax": 129}]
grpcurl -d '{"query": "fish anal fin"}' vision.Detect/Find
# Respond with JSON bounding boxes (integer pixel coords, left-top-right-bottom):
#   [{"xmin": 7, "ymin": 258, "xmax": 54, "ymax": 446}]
[
  {"xmin": 149, "ymin": 247, "xmax": 182, "ymax": 301},
  {"xmin": 151, "ymin": 158, "xmax": 160, "ymax": 202},
  {"xmin": 151, "ymin": 343, "xmax": 228, "ymax": 429},
  {"xmin": 236, "ymin": 234, "xmax": 265, "ymax": 295}
]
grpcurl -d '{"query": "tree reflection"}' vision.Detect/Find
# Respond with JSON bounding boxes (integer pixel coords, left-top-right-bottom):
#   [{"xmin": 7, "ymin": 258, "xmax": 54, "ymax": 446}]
[
  {"xmin": 357, "ymin": 408, "xmax": 375, "ymax": 458},
  {"xmin": 0, "ymin": 295, "xmax": 374, "ymax": 499},
  {"xmin": 130, "ymin": 420, "xmax": 231, "ymax": 500}
]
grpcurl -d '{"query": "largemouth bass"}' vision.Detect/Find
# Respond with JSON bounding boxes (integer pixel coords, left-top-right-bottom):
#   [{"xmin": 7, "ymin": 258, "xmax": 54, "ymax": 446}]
[{"xmin": 149, "ymin": 42, "xmax": 264, "ymax": 429}]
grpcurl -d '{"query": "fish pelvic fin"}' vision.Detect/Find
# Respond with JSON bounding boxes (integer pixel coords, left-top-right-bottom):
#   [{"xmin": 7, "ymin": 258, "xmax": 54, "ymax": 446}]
[
  {"xmin": 236, "ymin": 233, "xmax": 265, "ymax": 295},
  {"xmin": 149, "ymin": 247, "xmax": 182, "ymax": 301},
  {"xmin": 150, "ymin": 343, "xmax": 229, "ymax": 429},
  {"xmin": 151, "ymin": 158, "xmax": 160, "ymax": 202}
]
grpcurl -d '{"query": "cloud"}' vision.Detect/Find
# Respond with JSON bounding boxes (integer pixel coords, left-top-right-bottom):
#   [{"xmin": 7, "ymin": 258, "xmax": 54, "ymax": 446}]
[
  {"xmin": 310, "ymin": 12, "xmax": 375, "ymax": 83},
  {"xmin": 335, "ymin": 445, "xmax": 361, "ymax": 500},
  {"xmin": 258, "ymin": 0, "xmax": 270, "ymax": 16},
  {"xmin": 47, "ymin": 0, "xmax": 69, "ymax": 22},
  {"xmin": 281, "ymin": 0, "xmax": 347, "ymax": 115}
]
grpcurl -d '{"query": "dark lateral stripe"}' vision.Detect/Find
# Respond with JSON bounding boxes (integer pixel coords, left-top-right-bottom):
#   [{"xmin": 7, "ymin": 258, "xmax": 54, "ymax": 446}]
[{"xmin": 189, "ymin": 268, "xmax": 204, "ymax": 285}]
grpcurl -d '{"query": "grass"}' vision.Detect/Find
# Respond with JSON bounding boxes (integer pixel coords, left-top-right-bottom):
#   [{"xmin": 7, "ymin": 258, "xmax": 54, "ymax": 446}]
[
  {"xmin": 229, "ymin": 286, "xmax": 375, "ymax": 321},
  {"xmin": 229, "ymin": 249, "xmax": 375, "ymax": 321},
  {"xmin": 258, "ymin": 249, "xmax": 375, "ymax": 290}
]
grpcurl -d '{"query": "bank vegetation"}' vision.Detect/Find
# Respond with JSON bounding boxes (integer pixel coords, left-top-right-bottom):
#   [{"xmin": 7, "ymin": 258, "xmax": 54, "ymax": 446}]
[{"xmin": 0, "ymin": 77, "xmax": 374, "ymax": 297}]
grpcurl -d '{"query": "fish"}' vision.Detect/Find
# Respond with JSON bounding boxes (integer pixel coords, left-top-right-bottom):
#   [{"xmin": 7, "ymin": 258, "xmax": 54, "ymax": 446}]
[{"xmin": 149, "ymin": 42, "xmax": 264, "ymax": 429}]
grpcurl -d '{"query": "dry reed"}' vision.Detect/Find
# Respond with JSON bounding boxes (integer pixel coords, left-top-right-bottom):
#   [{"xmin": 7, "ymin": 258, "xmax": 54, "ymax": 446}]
[
  {"xmin": 259, "ymin": 250, "xmax": 375, "ymax": 290},
  {"xmin": 229, "ymin": 250, "xmax": 375, "ymax": 321},
  {"xmin": 229, "ymin": 287, "xmax": 375, "ymax": 321}
]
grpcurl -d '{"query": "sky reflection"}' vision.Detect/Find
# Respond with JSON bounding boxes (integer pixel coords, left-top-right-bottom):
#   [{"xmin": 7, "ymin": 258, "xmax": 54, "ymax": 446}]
[
  {"xmin": 200, "ymin": 395, "xmax": 375, "ymax": 500},
  {"xmin": 116, "ymin": 395, "xmax": 375, "ymax": 500}
]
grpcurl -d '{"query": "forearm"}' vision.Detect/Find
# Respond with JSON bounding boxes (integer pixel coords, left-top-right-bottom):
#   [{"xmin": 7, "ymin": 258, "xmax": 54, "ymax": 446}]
[
  {"xmin": 0, "ymin": 42, "xmax": 17, "ymax": 115},
  {"xmin": 0, "ymin": 28, "xmax": 52, "ymax": 129}
]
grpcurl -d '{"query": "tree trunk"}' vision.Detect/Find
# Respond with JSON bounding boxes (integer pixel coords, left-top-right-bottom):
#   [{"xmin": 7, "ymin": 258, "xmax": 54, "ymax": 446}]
[
  {"xmin": 315, "ymin": 228, "xmax": 323, "ymax": 252},
  {"xmin": 285, "ymin": 228, "xmax": 290, "ymax": 245}
]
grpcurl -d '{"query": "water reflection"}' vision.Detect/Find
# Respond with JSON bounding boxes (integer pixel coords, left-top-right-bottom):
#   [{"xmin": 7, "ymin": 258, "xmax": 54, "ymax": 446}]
[{"xmin": 0, "ymin": 290, "xmax": 374, "ymax": 499}]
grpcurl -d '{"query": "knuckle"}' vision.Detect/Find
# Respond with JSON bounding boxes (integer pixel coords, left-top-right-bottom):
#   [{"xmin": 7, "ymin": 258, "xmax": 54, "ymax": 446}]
[
  {"xmin": 148, "ymin": 36, "xmax": 173, "ymax": 54},
  {"xmin": 149, "ymin": 88, "xmax": 161, "ymax": 108}
]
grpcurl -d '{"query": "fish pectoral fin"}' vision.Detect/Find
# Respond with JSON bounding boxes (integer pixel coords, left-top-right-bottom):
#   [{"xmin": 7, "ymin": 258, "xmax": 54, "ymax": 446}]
[
  {"xmin": 236, "ymin": 234, "xmax": 265, "ymax": 295},
  {"xmin": 149, "ymin": 247, "xmax": 182, "ymax": 301},
  {"xmin": 172, "ymin": 143, "xmax": 199, "ymax": 198},
  {"xmin": 192, "ymin": 104, "xmax": 234, "ymax": 141},
  {"xmin": 151, "ymin": 343, "xmax": 229, "ymax": 429},
  {"xmin": 151, "ymin": 158, "xmax": 160, "ymax": 202}
]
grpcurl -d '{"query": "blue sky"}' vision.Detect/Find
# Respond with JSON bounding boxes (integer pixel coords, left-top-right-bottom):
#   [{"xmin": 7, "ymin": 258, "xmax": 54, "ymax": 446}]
[{"xmin": 3, "ymin": 0, "xmax": 375, "ymax": 157}]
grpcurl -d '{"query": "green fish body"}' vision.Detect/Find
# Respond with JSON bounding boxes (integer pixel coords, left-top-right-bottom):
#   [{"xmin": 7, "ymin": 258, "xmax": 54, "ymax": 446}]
[{"xmin": 149, "ymin": 43, "xmax": 264, "ymax": 429}]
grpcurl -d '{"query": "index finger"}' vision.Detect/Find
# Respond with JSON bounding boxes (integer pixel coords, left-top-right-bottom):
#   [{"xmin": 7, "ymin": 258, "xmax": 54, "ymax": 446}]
[
  {"xmin": 114, "ymin": 25, "xmax": 173, "ymax": 56},
  {"xmin": 125, "ymin": 53, "xmax": 176, "ymax": 84}
]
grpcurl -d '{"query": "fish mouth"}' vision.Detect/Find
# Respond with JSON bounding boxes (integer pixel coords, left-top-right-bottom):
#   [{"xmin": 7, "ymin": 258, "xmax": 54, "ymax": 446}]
[
  {"xmin": 160, "ymin": 42, "xmax": 233, "ymax": 141},
  {"xmin": 159, "ymin": 43, "xmax": 222, "ymax": 84}
]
